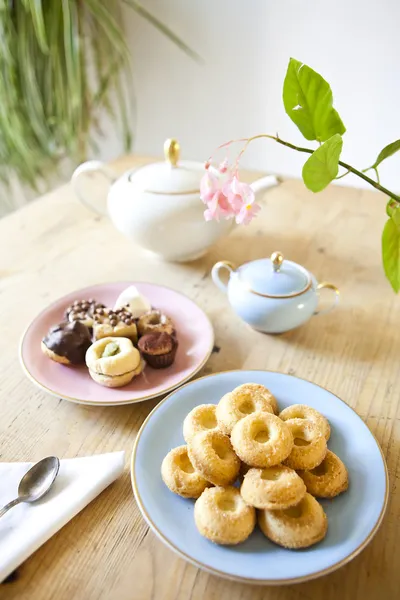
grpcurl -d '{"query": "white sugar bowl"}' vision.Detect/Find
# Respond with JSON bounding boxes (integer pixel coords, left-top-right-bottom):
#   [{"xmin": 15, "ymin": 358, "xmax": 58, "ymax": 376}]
[
  {"xmin": 211, "ymin": 251, "xmax": 339, "ymax": 333},
  {"xmin": 72, "ymin": 139, "xmax": 279, "ymax": 262}
]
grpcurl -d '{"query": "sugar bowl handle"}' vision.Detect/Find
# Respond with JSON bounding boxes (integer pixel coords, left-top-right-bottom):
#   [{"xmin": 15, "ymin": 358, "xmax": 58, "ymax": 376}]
[
  {"xmin": 314, "ymin": 282, "xmax": 340, "ymax": 316},
  {"xmin": 211, "ymin": 261, "xmax": 236, "ymax": 293}
]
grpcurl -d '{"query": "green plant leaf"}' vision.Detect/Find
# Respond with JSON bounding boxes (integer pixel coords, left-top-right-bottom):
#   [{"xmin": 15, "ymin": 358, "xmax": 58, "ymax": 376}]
[
  {"xmin": 283, "ymin": 58, "xmax": 346, "ymax": 142},
  {"xmin": 382, "ymin": 216, "xmax": 400, "ymax": 292},
  {"xmin": 367, "ymin": 139, "xmax": 400, "ymax": 170},
  {"xmin": 22, "ymin": 0, "xmax": 49, "ymax": 53},
  {"xmin": 122, "ymin": 0, "xmax": 202, "ymax": 62},
  {"xmin": 386, "ymin": 199, "xmax": 400, "ymax": 218},
  {"xmin": 302, "ymin": 134, "xmax": 343, "ymax": 192}
]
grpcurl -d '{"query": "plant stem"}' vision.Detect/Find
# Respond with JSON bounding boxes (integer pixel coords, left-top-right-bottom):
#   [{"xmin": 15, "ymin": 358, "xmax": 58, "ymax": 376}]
[
  {"xmin": 336, "ymin": 169, "xmax": 351, "ymax": 180},
  {"xmin": 235, "ymin": 134, "xmax": 400, "ymax": 203}
]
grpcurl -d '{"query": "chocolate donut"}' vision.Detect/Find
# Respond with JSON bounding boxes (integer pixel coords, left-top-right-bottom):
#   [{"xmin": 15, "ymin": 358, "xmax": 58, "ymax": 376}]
[{"xmin": 41, "ymin": 320, "xmax": 92, "ymax": 365}]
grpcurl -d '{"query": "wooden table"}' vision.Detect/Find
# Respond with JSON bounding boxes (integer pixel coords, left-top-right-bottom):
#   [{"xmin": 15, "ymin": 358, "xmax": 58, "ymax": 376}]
[{"xmin": 1, "ymin": 155, "xmax": 399, "ymax": 600}]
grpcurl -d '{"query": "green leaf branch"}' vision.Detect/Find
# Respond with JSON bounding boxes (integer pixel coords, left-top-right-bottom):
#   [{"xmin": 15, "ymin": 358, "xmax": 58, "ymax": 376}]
[
  {"xmin": 237, "ymin": 58, "xmax": 400, "ymax": 292},
  {"xmin": 238, "ymin": 132, "xmax": 400, "ymax": 203}
]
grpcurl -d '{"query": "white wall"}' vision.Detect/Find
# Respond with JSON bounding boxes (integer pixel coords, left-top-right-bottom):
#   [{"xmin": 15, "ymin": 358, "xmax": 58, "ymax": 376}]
[{"xmin": 100, "ymin": 0, "xmax": 400, "ymax": 191}]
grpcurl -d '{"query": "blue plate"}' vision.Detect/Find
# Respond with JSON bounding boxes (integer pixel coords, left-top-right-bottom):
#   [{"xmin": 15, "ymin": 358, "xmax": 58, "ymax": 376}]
[{"xmin": 131, "ymin": 370, "xmax": 388, "ymax": 585}]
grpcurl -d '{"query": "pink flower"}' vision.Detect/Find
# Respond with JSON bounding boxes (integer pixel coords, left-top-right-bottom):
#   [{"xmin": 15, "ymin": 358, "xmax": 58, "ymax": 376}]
[
  {"xmin": 223, "ymin": 176, "xmax": 255, "ymax": 214},
  {"xmin": 204, "ymin": 188, "xmax": 235, "ymax": 221},
  {"xmin": 235, "ymin": 200, "xmax": 261, "ymax": 225},
  {"xmin": 200, "ymin": 170, "xmax": 219, "ymax": 203}
]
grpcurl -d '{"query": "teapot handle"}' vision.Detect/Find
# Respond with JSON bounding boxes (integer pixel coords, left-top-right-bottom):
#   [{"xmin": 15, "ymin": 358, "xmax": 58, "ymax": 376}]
[
  {"xmin": 314, "ymin": 282, "xmax": 340, "ymax": 315},
  {"xmin": 71, "ymin": 161, "xmax": 117, "ymax": 217},
  {"xmin": 211, "ymin": 261, "xmax": 236, "ymax": 293}
]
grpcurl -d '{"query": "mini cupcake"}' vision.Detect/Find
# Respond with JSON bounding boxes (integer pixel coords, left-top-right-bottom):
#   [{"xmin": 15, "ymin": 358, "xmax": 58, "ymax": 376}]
[{"xmin": 138, "ymin": 332, "xmax": 178, "ymax": 369}]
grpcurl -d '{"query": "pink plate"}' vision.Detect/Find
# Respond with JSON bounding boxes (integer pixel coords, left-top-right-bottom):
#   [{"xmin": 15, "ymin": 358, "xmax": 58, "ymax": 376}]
[{"xmin": 20, "ymin": 282, "xmax": 214, "ymax": 406}]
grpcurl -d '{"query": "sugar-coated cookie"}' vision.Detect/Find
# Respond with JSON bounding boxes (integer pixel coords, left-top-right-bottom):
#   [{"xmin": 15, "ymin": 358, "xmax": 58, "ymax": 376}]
[
  {"xmin": 194, "ymin": 486, "xmax": 256, "ymax": 545},
  {"xmin": 231, "ymin": 412, "xmax": 293, "ymax": 468},
  {"xmin": 161, "ymin": 445, "xmax": 209, "ymax": 498},
  {"xmin": 283, "ymin": 419, "xmax": 327, "ymax": 470},
  {"xmin": 258, "ymin": 493, "xmax": 328, "ymax": 549},
  {"xmin": 216, "ymin": 387, "xmax": 274, "ymax": 435},
  {"xmin": 279, "ymin": 404, "xmax": 330, "ymax": 441},
  {"xmin": 187, "ymin": 430, "xmax": 240, "ymax": 486},
  {"xmin": 183, "ymin": 404, "xmax": 220, "ymax": 442},
  {"xmin": 298, "ymin": 450, "xmax": 348, "ymax": 498},
  {"xmin": 233, "ymin": 383, "xmax": 278, "ymax": 414},
  {"xmin": 241, "ymin": 465, "xmax": 306, "ymax": 510}
]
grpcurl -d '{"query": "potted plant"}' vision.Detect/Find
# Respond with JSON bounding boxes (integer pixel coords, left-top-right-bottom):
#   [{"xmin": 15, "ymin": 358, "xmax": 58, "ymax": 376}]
[{"xmin": 0, "ymin": 0, "xmax": 197, "ymax": 212}]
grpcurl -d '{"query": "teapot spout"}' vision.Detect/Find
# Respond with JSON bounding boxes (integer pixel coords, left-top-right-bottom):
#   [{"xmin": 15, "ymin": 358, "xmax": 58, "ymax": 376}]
[{"xmin": 250, "ymin": 175, "xmax": 281, "ymax": 197}]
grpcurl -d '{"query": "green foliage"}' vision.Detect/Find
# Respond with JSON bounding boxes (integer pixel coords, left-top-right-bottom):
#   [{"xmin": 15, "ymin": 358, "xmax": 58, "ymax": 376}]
[
  {"xmin": 382, "ymin": 212, "xmax": 400, "ymax": 292},
  {"xmin": 282, "ymin": 58, "xmax": 400, "ymax": 292},
  {"xmin": 302, "ymin": 134, "xmax": 343, "ymax": 192},
  {"xmin": 0, "ymin": 0, "xmax": 196, "ymax": 191},
  {"xmin": 283, "ymin": 58, "xmax": 346, "ymax": 142},
  {"xmin": 366, "ymin": 139, "xmax": 400, "ymax": 171},
  {"xmin": 256, "ymin": 57, "xmax": 400, "ymax": 291}
]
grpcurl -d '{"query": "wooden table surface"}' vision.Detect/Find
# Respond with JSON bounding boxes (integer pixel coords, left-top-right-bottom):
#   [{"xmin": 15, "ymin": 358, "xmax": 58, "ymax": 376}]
[{"xmin": 1, "ymin": 156, "xmax": 399, "ymax": 600}]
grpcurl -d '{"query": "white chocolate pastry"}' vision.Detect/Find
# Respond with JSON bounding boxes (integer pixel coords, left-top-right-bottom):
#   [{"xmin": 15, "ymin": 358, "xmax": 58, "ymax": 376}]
[
  {"xmin": 114, "ymin": 285, "xmax": 151, "ymax": 319},
  {"xmin": 85, "ymin": 337, "xmax": 142, "ymax": 388}
]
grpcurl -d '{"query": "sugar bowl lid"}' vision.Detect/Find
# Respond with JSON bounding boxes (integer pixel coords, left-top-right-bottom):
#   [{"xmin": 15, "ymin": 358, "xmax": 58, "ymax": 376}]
[
  {"xmin": 127, "ymin": 138, "xmax": 205, "ymax": 195},
  {"xmin": 238, "ymin": 252, "xmax": 312, "ymax": 298}
]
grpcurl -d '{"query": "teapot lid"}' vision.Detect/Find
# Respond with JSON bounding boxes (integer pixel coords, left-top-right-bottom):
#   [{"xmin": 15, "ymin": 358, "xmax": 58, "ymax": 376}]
[
  {"xmin": 238, "ymin": 252, "xmax": 312, "ymax": 298},
  {"xmin": 127, "ymin": 138, "xmax": 205, "ymax": 195}
]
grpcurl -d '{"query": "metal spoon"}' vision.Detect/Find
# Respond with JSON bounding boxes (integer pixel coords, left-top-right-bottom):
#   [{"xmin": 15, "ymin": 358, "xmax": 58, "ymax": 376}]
[{"xmin": 0, "ymin": 456, "xmax": 60, "ymax": 518}]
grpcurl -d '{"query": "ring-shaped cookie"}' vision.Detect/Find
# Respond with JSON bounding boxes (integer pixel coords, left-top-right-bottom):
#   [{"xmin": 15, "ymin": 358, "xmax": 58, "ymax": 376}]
[
  {"xmin": 85, "ymin": 337, "xmax": 142, "ymax": 387},
  {"xmin": 194, "ymin": 486, "xmax": 256, "ymax": 545},
  {"xmin": 216, "ymin": 389, "xmax": 274, "ymax": 435},
  {"xmin": 187, "ymin": 430, "xmax": 240, "ymax": 486},
  {"xmin": 137, "ymin": 310, "xmax": 174, "ymax": 336},
  {"xmin": 231, "ymin": 412, "xmax": 293, "ymax": 468},
  {"xmin": 241, "ymin": 465, "xmax": 306, "ymax": 510},
  {"xmin": 279, "ymin": 404, "xmax": 330, "ymax": 441},
  {"xmin": 183, "ymin": 404, "xmax": 220, "ymax": 442},
  {"xmin": 258, "ymin": 493, "xmax": 328, "ymax": 548},
  {"xmin": 283, "ymin": 418, "xmax": 327, "ymax": 470},
  {"xmin": 233, "ymin": 383, "xmax": 279, "ymax": 414},
  {"xmin": 161, "ymin": 445, "xmax": 209, "ymax": 498},
  {"xmin": 298, "ymin": 450, "xmax": 349, "ymax": 498}
]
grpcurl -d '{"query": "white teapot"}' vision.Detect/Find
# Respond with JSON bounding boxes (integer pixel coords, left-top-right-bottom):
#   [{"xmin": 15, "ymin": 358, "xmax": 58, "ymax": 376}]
[
  {"xmin": 212, "ymin": 251, "xmax": 339, "ymax": 333},
  {"xmin": 71, "ymin": 139, "xmax": 279, "ymax": 262}
]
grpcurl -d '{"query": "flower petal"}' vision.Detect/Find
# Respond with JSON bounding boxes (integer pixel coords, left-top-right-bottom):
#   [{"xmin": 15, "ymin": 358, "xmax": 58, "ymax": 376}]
[{"xmin": 200, "ymin": 170, "xmax": 219, "ymax": 203}]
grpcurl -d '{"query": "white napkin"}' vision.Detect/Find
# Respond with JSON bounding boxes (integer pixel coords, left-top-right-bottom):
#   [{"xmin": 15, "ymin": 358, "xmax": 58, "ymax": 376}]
[{"xmin": 0, "ymin": 451, "xmax": 125, "ymax": 582}]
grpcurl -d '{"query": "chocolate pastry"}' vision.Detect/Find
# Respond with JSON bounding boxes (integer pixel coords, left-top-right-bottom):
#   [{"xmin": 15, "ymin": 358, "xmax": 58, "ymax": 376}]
[
  {"xmin": 137, "ymin": 310, "xmax": 175, "ymax": 337},
  {"xmin": 138, "ymin": 331, "xmax": 178, "ymax": 369},
  {"xmin": 41, "ymin": 321, "xmax": 92, "ymax": 365},
  {"xmin": 92, "ymin": 307, "xmax": 138, "ymax": 342},
  {"xmin": 64, "ymin": 299, "xmax": 105, "ymax": 328}
]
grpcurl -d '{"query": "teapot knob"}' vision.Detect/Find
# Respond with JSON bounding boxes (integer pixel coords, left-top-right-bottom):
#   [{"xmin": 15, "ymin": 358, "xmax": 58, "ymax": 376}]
[
  {"xmin": 164, "ymin": 138, "xmax": 180, "ymax": 167},
  {"xmin": 271, "ymin": 251, "xmax": 284, "ymax": 272}
]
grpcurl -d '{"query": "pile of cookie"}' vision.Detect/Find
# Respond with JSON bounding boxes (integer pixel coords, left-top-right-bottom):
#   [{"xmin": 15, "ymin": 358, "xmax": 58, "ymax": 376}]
[
  {"xmin": 41, "ymin": 286, "xmax": 178, "ymax": 388},
  {"xmin": 161, "ymin": 383, "xmax": 348, "ymax": 548}
]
